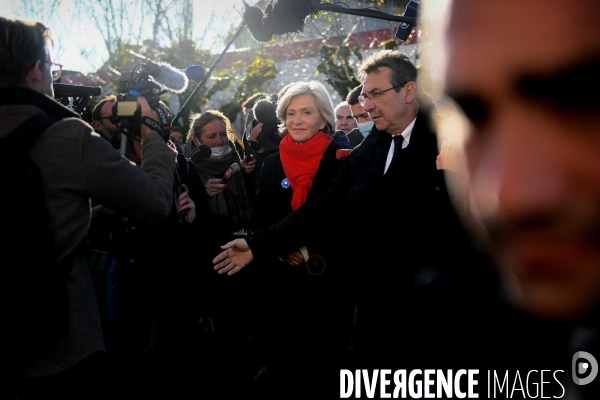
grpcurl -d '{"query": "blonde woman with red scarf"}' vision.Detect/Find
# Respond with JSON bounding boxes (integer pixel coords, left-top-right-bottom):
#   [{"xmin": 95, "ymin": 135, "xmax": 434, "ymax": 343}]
[{"xmin": 244, "ymin": 81, "xmax": 353, "ymax": 399}]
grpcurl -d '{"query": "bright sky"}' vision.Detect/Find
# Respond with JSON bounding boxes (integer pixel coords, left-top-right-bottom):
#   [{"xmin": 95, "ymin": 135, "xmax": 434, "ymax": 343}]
[{"xmin": 3, "ymin": 0, "xmax": 244, "ymax": 73}]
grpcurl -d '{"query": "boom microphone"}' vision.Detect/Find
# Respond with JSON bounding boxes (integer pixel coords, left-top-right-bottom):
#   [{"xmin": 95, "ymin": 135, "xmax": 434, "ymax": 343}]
[
  {"xmin": 244, "ymin": 0, "xmax": 418, "ymax": 43},
  {"xmin": 222, "ymin": 163, "xmax": 242, "ymax": 182},
  {"xmin": 142, "ymin": 60, "xmax": 189, "ymax": 93},
  {"xmin": 190, "ymin": 144, "xmax": 212, "ymax": 164},
  {"xmin": 395, "ymin": 0, "xmax": 419, "ymax": 41},
  {"xmin": 185, "ymin": 65, "xmax": 206, "ymax": 82}
]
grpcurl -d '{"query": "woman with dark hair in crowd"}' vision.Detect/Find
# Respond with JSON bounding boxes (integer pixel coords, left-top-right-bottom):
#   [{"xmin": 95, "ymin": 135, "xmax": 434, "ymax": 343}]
[
  {"xmin": 181, "ymin": 109, "xmax": 258, "ymax": 397},
  {"xmin": 241, "ymin": 80, "xmax": 355, "ymax": 398}
]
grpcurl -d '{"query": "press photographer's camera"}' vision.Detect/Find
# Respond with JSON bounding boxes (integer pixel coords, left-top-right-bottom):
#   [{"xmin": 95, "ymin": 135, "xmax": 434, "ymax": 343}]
[{"xmin": 111, "ymin": 66, "xmax": 170, "ymax": 142}]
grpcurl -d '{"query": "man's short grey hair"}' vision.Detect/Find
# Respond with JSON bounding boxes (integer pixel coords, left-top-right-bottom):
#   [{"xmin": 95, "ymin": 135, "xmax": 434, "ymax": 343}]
[{"xmin": 335, "ymin": 101, "xmax": 350, "ymax": 113}]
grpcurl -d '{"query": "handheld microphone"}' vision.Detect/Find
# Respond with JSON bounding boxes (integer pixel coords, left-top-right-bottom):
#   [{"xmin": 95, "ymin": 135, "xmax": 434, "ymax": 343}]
[
  {"xmin": 253, "ymin": 98, "xmax": 277, "ymax": 123},
  {"xmin": 185, "ymin": 65, "xmax": 206, "ymax": 82},
  {"xmin": 190, "ymin": 144, "xmax": 212, "ymax": 164},
  {"xmin": 336, "ymin": 149, "xmax": 352, "ymax": 160},
  {"xmin": 395, "ymin": 0, "xmax": 419, "ymax": 41},
  {"xmin": 142, "ymin": 61, "xmax": 189, "ymax": 93},
  {"xmin": 222, "ymin": 163, "xmax": 242, "ymax": 182}
]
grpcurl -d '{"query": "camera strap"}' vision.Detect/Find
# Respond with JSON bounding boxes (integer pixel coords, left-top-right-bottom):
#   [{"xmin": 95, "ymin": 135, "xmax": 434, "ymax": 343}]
[
  {"xmin": 140, "ymin": 116, "xmax": 163, "ymax": 135},
  {"xmin": 155, "ymin": 106, "xmax": 172, "ymax": 142}
]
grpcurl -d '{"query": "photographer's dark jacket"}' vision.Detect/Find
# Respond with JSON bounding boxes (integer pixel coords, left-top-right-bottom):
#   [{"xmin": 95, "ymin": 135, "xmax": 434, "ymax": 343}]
[{"xmin": 0, "ymin": 87, "xmax": 176, "ymax": 378}]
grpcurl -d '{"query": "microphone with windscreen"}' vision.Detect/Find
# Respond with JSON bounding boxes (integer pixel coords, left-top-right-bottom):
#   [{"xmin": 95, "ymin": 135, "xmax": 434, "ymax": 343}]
[
  {"xmin": 190, "ymin": 144, "xmax": 212, "ymax": 164},
  {"xmin": 242, "ymin": 0, "xmax": 417, "ymax": 43},
  {"xmin": 141, "ymin": 60, "xmax": 189, "ymax": 93}
]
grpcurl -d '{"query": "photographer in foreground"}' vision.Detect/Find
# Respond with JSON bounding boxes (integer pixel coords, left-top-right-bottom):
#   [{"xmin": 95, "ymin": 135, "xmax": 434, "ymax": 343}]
[
  {"xmin": 1, "ymin": 17, "xmax": 177, "ymax": 399},
  {"xmin": 88, "ymin": 99, "xmax": 210, "ymax": 398}
]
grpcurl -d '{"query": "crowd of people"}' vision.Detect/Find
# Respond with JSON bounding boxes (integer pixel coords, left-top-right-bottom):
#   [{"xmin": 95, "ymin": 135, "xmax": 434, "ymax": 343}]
[{"xmin": 4, "ymin": 0, "xmax": 600, "ymax": 398}]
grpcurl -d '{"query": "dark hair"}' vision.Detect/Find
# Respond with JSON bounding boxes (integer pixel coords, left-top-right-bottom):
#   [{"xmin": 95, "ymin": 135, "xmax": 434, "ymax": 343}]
[
  {"xmin": 0, "ymin": 17, "xmax": 53, "ymax": 88},
  {"xmin": 346, "ymin": 84, "xmax": 363, "ymax": 106},
  {"xmin": 91, "ymin": 95, "xmax": 117, "ymax": 122},
  {"xmin": 358, "ymin": 50, "xmax": 417, "ymax": 93}
]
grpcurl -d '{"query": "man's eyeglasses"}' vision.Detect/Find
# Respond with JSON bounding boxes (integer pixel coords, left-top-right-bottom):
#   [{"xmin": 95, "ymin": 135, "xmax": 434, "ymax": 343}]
[
  {"xmin": 358, "ymin": 84, "xmax": 405, "ymax": 106},
  {"xmin": 47, "ymin": 61, "xmax": 63, "ymax": 82}
]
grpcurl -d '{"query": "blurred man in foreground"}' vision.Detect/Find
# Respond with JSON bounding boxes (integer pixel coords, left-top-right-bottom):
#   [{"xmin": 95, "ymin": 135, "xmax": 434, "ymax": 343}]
[{"xmin": 421, "ymin": 0, "xmax": 600, "ymax": 397}]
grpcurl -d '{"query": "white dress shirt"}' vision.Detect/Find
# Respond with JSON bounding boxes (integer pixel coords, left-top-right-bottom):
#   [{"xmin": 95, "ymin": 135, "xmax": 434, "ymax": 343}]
[{"xmin": 384, "ymin": 117, "xmax": 416, "ymax": 174}]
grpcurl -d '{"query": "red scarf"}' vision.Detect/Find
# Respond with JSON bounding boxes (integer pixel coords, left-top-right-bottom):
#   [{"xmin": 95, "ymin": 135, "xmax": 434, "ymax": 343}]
[{"xmin": 279, "ymin": 131, "xmax": 332, "ymax": 210}]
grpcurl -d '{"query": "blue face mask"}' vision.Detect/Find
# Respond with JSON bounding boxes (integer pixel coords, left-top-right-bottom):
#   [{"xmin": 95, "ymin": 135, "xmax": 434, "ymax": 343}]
[{"xmin": 357, "ymin": 121, "xmax": 374, "ymax": 137}]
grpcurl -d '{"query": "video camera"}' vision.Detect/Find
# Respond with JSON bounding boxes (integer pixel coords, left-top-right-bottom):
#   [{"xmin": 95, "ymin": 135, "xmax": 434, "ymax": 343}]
[
  {"xmin": 53, "ymin": 83, "xmax": 102, "ymax": 115},
  {"xmin": 110, "ymin": 65, "xmax": 172, "ymax": 143}
]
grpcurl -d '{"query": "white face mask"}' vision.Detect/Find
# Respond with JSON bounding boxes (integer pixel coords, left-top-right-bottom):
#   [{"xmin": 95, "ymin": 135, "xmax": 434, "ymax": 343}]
[
  {"xmin": 210, "ymin": 144, "xmax": 232, "ymax": 158},
  {"xmin": 357, "ymin": 121, "xmax": 374, "ymax": 137}
]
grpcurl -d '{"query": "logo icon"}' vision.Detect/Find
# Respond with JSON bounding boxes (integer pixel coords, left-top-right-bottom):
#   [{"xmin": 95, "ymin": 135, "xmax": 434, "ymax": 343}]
[{"xmin": 572, "ymin": 351, "xmax": 598, "ymax": 385}]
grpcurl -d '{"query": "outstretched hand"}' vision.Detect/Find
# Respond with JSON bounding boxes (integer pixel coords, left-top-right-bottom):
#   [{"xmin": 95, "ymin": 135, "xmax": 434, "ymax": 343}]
[{"xmin": 212, "ymin": 238, "xmax": 254, "ymax": 276}]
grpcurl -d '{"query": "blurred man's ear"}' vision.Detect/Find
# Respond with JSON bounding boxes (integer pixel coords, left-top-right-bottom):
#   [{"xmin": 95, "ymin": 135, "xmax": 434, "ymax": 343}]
[{"xmin": 91, "ymin": 120, "xmax": 102, "ymax": 132}]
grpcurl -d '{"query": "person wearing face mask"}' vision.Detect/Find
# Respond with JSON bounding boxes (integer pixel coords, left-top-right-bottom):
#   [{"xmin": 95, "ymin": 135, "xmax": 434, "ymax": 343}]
[
  {"xmin": 183, "ymin": 110, "xmax": 254, "ymax": 237},
  {"xmin": 182, "ymin": 109, "xmax": 258, "ymax": 397},
  {"xmin": 346, "ymin": 84, "xmax": 373, "ymax": 141}
]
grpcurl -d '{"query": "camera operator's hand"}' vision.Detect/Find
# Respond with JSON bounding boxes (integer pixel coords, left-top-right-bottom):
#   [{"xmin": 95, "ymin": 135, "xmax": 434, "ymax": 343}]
[
  {"xmin": 175, "ymin": 184, "xmax": 196, "ymax": 224},
  {"xmin": 137, "ymin": 96, "xmax": 160, "ymax": 140},
  {"xmin": 241, "ymin": 155, "xmax": 256, "ymax": 175},
  {"xmin": 205, "ymin": 178, "xmax": 226, "ymax": 197}
]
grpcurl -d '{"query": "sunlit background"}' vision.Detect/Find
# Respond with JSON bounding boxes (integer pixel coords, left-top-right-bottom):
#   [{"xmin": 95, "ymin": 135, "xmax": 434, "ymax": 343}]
[
  {"xmin": 2, "ymin": 0, "xmax": 418, "ymax": 135},
  {"xmin": 3, "ymin": 0, "xmax": 244, "ymax": 72}
]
